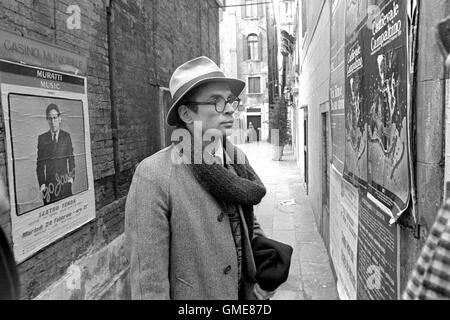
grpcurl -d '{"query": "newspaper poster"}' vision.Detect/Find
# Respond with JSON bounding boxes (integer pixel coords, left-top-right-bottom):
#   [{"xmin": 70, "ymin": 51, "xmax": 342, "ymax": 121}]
[
  {"xmin": 0, "ymin": 59, "xmax": 95, "ymax": 262},
  {"xmin": 357, "ymin": 193, "xmax": 400, "ymax": 300},
  {"xmin": 330, "ymin": 166, "xmax": 359, "ymax": 300},
  {"xmin": 329, "ymin": 167, "xmax": 344, "ymax": 298},
  {"xmin": 330, "ymin": 0, "xmax": 346, "ymax": 174},
  {"xmin": 364, "ymin": 0, "xmax": 410, "ymax": 218}
]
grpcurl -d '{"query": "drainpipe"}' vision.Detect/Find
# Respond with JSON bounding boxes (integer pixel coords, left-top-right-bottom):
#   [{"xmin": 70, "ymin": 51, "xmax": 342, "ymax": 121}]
[
  {"xmin": 437, "ymin": 15, "xmax": 450, "ymax": 203},
  {"xmin": 106, "ymin": 0, "xmax": 120, "ymax": 199}
]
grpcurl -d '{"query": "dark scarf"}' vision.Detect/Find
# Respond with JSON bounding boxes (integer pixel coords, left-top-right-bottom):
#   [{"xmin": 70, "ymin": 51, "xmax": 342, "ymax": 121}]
[{"xmin": 186, "ymin": 136, "xmax": 266, "ymax": 239}]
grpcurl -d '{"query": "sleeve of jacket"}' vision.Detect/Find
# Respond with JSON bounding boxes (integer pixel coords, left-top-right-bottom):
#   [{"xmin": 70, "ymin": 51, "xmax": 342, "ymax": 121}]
[
  {"xmin": 125, "ymin": 159, "xmax": 171, "ymax": 300},
  {"xmin": 66, "ymin": 133, "xmax": 75, "ymax": 175},
  {"xmin": 36, "ymin": 135, "xmax": 45, "ymax": 186},
  {"xmin": 402, "ymin": 201, "xmax": 450, "ymax": 300}
]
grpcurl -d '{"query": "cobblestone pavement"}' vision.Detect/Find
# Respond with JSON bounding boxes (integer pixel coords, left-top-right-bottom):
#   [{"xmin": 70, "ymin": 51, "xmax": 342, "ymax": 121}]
[{"xmin": 238, "ymin": 142, "xmax": 339, "ymax": 300}]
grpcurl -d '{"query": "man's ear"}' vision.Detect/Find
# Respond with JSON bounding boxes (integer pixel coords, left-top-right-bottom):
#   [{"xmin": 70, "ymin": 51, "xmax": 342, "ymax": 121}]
[{"xmin": 178, "ymin": 105, "xmax": 193, "ymax": 125}]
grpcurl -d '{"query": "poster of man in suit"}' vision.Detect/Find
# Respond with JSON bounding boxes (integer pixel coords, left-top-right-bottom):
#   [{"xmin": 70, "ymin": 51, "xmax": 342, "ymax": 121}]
[
  {"xmin": 0, "ymin": 57, "xmax": 95, "ymax": 263},
  {"xmin": 8, "ymin": 94, "xmax": 89, "ymax": 216},
  {"xmin": 37, "ymin": 103, "xmax": 76, "ymax": 206}
]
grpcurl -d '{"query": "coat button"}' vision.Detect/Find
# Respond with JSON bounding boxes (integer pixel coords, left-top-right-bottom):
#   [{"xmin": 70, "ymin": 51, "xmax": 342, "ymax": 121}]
[
  {"xmin": 217, "ymin": 212, "xmax": 225, "ymax": 222},
  {"xmin": 223, "ymin": 265, "xmax": 232, "ymax": 275}
]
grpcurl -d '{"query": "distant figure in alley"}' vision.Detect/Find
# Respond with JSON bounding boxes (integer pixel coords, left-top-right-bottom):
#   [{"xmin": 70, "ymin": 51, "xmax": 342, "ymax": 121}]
[{"xmin": 247, "ymin": 122, "xmax": 258, "ymax": 143}]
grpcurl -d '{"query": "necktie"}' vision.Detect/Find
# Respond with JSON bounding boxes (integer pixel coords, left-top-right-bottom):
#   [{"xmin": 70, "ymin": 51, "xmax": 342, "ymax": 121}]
[{"xmin": 52, "ymin": 133, "xmax": 57, "ymax": 151}]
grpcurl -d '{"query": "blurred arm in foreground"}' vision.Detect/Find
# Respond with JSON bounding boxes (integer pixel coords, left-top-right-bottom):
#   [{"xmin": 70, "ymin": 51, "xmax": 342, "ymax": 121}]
[{"xmin": 0, "ymin": 175, "xmax": 20, "ymax": 300}]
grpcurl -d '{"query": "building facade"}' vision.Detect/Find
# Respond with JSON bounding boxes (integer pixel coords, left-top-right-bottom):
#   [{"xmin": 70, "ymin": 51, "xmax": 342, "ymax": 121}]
[
  {"xmin": 220, "ymin": 0, "xmax": 271, "ymax": 143},
  {"xmin": 0, "ymin": 0, "xmax": 223, "ymax": 300}
]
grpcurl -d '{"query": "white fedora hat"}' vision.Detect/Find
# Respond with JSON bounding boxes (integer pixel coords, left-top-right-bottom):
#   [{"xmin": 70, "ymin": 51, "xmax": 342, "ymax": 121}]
[{"xmin": 166, "ymin": 56, "xmax": 246, "ymax": 126}]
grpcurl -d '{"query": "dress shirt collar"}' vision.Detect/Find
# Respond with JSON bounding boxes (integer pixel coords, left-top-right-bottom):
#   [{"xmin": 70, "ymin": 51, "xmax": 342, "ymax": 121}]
[{"xmin": 51, "ymin": 129, "xmax": 60, "ymax": 142}]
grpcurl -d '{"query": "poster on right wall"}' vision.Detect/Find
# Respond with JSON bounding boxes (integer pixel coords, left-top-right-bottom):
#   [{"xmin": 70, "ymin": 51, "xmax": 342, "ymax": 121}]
[
  {"xmin": 343, "ymin": 0, "xmax": 369, "ymax": 188},
  {"xmin": 330, "ymin": 0, "xmax": 410, "ymax": 300},
  {"xmin": 330, "ymin": 0, "xmax": 347, "ymax": 174},
  {"xmin": 357, "ymin": 192, "xmax": 400, "ymax": 300},
  {"xmin": 364, "ymin": 0, "xmax": 410, "ymax": 218}
]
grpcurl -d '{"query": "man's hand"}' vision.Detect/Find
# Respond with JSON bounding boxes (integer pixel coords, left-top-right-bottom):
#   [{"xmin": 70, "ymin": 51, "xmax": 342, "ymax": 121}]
[
  {"xmin": 253, "ymin": 283, "xmax": 276, "ymax": 300},
  {"xmin": 40, "ymin": 184, "xmax": 46, "ymax": 192}
]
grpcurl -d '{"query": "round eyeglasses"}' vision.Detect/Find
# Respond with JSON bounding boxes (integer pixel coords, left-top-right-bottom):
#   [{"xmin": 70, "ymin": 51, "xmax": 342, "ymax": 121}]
[
  {"xmin": 186, "ymin": 96, "xmax": 241, "ymax": 114},
  {"xmin": 47, "ymin": 114, "xmax": 61, "ymax": 121}
]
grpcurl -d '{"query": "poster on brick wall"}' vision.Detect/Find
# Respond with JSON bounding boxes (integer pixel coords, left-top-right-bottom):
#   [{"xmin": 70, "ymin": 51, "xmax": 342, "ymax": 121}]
[
  {"xmin": 357, "ymin": 193, "xmax": 400, "ymax": 300},
  {"xmin": 330, "ymin": 0, "xmax": 346, "ymax": 174},
  {"xmin": 363, "ymin": 0, "xmax": 410, "ymax": 218},
  {"xmin": 330, "ymin": 166, "xmax": 359, "ymax": 300},
  {"xmin": 0, "ymin": 59, "xmax": 95, "ymax": 263}
]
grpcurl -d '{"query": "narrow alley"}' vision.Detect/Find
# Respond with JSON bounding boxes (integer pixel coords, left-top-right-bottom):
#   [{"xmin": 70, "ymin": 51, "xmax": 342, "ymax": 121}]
[{"xmin": 239, "ymin": 142, "xmax": 338, "ymax": 300}]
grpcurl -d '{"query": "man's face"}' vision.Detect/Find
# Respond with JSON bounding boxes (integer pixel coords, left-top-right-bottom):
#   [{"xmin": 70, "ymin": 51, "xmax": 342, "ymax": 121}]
[
  {"xmin": 47, "ymin": 109, "xmax": 61, "ymax": 133},
  {"xmin": 187, "ymin": 82, "xmax": 236, "ymax": 136}
]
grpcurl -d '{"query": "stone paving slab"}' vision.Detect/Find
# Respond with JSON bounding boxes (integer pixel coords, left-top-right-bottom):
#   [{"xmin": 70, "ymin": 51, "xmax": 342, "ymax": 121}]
[
  {"xmin": 238, "ymin": 142, "xmax": 339, "ymax": 300},
  {"xmin": 303, "ymin": 279, "xmax": 338, "ymax": 300},
  {"xmin": 272, "ymin": 230, "xmax": 296, "ymax": 248},
  {"xmin": 273, "ymin": 214, "xmax": 295, "ymax": 231},
  {"xmin": 256, "ymin": 215, "xmax": 273, "ymax": 230},
  {"xmin": 295, "ymin": 231, "xmax": 325, "ymax": 244}
]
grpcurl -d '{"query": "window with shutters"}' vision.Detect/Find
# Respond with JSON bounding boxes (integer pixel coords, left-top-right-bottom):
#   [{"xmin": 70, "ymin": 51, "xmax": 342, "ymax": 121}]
[
  {"xmin": 245, "ymin": 0, "xmax": 258, "ymax": 17},
  {"xmin": 248, "ymin": 76, "xmax": 261, "ymax": 94},
  {"xmin": 247, "ymin": 34, "xmax": 259, "ymax": 60}
]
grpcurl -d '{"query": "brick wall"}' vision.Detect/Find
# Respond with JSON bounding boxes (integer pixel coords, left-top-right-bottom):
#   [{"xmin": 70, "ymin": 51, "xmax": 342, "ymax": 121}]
[{"xmin": 0, "ymin": 0, "xmax": 220, "ymax": 299}]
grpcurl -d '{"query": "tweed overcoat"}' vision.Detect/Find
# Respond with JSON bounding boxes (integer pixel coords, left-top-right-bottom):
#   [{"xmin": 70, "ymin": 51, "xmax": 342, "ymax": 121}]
[{"xmin": 125, "ymin": 144, "xmax": 264, "ymax": 300}]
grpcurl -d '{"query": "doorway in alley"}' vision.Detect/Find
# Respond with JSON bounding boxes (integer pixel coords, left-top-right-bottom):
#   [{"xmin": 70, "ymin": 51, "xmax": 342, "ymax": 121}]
[
  {"xmin": 247, "ymin": 115, "xmax": 261, "ymax": 141},
  {"xmin": 321, "ymin": 103, "xmax": 331, "ymax": 250}
]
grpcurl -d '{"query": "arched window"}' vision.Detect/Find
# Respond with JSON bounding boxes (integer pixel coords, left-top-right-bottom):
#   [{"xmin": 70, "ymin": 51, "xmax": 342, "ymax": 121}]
[{"xmin": 247, "ymin": 34, "xmax": 259, "ymax": 60}]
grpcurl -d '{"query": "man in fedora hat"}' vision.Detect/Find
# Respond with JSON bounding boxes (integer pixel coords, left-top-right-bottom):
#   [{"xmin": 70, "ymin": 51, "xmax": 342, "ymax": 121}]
[{"xmin": 125, "ymin": 56, "xmax": 276, "ymax": 300}]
